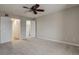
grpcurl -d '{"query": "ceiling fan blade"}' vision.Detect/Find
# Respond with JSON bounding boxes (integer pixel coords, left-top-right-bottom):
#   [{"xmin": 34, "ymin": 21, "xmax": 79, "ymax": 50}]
[
  {"xmin": 31, "ymin": 4, "xmax": 40, "ymax": 10},
  {"xmin": 23, "ymin": 6, "xmax": 29, "ymax": 9},
  {"xmin": 36, "ymin": 9, "xmax": 44, "ymax": 12},
  {"xmin": 33, "ymin": 10, "xmax": 37, "ymax": 14},
  {"xmin": 34, "ymin": 4, "xmax": 40, "ymax": 9}
]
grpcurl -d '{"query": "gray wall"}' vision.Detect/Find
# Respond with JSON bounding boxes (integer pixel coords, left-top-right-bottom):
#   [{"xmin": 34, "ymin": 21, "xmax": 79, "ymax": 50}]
[{"xmin": 37, "ymin": 6, "xmax": 79, "ymax": 45}]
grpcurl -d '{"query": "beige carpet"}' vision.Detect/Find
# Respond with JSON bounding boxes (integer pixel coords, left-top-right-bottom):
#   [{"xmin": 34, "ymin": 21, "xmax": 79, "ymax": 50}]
[{"xmin": 0, "ymin": 38, "xmax": 79, "ymax": 55}]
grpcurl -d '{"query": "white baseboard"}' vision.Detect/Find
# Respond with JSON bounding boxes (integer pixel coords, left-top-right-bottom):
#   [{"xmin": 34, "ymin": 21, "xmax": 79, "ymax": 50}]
[
  {"xmin": 0, "ymin": 40, "xmax": 11, "ymax": 44},
  {"xmin": 37, "ymin": 35, "xmax": 79, "ymax": 47}
]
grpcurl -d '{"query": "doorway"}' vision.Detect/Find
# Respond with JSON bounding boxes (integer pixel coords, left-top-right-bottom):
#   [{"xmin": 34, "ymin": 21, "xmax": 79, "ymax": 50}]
[{"xmin": 12, "ymin": 18, "xmax": 21, "ymax": 40}]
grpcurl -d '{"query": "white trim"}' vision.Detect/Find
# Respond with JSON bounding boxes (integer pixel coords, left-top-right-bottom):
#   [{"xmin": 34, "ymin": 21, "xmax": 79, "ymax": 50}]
[{"xmin": 37, "ymin": 35, "xmax": 79, "ymax": 47}]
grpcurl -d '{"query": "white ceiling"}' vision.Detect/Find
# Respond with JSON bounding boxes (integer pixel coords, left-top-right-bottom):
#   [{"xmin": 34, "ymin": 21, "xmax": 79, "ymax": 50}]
[{"xmin": 0, "ymin": 4, "xmax": 78, "ymax": 18}]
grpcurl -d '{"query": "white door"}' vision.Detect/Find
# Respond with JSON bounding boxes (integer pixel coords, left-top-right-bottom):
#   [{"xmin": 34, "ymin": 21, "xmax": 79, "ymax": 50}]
[
  {"xmin": 30, "ymin": 20, "xmax": 35, "ymax": 37},
  {"xmin": 26, "ymin": 20, "xmax": 31, "ymax": 38}
]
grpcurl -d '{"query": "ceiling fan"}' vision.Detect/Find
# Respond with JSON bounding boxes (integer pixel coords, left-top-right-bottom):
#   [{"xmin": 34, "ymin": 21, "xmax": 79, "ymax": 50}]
[{"xmin": 23, "ymin": 4, "xmax": 44, "ymax": 15}]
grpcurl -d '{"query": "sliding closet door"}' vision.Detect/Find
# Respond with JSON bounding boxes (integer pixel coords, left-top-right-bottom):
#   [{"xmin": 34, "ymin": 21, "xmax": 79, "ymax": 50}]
[
  {"xmin": 21, "ymin": 19, "xmax": 26, "ymax": 39},
  {"xmin": 26, "ymin": 20, "xmax": 31, "ymax": 38},
  {"xmin": 1, "ymin": 17, "xmax": 12, "ymax": 43},
  {"xmin": 30, "ymin": 20, "xmax": 35, "ymax": 37}
]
